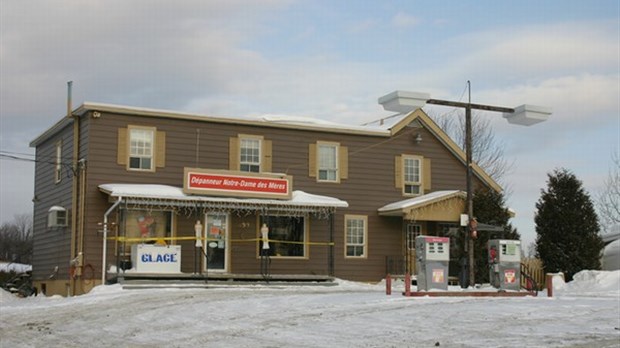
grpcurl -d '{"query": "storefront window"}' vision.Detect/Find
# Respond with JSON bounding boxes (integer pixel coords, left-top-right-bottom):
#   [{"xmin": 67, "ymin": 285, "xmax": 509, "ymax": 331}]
[
  {"xmin": 259, "ymin": 215, "xmax": 305, "ymax": 257},
  {"xmin": 124, "ymin": 210, "xmax": 173, "ymax": 244}
]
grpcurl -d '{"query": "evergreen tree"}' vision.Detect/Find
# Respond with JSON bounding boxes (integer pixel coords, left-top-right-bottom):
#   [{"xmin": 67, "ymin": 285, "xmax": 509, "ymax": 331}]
[
  {"xmin": 472, "ymin": 188, "xmax": 520, "ymax": 283},
  {"xmin": 535, "ymin": 168, "xmax": 603, "ymax": 281}
]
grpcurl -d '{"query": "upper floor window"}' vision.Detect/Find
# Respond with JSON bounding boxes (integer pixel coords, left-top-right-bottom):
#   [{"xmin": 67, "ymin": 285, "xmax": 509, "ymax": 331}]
[
  {"xmin": 309, "ymin": 141, "xmax": 348, "ymax": 183},
  {"xmin": 117, "ymin": 125, "xmax": 166, "ymax": 172},
  {"xmin": 318, "ymin": 143, "xmax": 338, "ymax": 182},
  {"xmin": 240, "ymin": 137, "xmax": 261, "ymax": 173},
  {"xmin": 54, "ymin": 141, "xmax": 62, "ymax": 183},
  {"xmin": 395, "ymin": 155, "xmax": 430, "ymax": 196},
  {"xmin": 403, "ymin": 155, "xmax": 421, "ymax": 195},
  {"xmin": 229, "ymin": 134, "xmax": 272, "ymax": 173},
  {"xmin": 345, "ymin": 215, "xmax": 367, "ymax": 258},
  {"xmin": 129, "ymin": 127, "xmax": 155, "ymax": 171}
]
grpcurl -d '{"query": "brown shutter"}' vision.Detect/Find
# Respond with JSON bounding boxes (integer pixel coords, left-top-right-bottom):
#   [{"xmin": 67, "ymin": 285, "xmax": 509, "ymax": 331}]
[
  {"xmin": 229, "ymin": 137, "xmax": 239, "ymax": 171},
  {"xmin": 423, "ymin": 158, "xmax": 431, "ymax": 192},
  {"xmin": 117, "ymin": 128, "xmax": 127, "ymax": 166},
  {"xmin": 339, "ymin": 146, "xmax": 348, "ymax": 180},
  {"xmin": 262, "ymin": 139, "xmax": 272, "ymax": 172},
  {"xmin": 308, "ymin": 143, "xmax": 317, "ymax": 177},
  {"xmin": 394, "ymin": 155, "xmax": 402, "ymax": 189},
  {"xmin": 155, "ymin": 131, "xmax": 166, "ymax": 168}
]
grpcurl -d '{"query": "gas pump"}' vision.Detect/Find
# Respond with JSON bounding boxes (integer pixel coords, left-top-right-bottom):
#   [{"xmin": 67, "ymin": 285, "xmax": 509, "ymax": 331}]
[
  {"xmin": 415, "ymin": 236, "xmax": 450, "ymax": 291},
  {"xmin": 488, "ymin": 239, "xmax": 521, "ymax": 291}
]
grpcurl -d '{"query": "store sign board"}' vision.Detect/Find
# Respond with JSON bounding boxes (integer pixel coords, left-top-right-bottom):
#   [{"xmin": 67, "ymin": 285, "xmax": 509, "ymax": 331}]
[{"xmin": 184, "ymin": 168, "xmax": 292, "ymax": 199}]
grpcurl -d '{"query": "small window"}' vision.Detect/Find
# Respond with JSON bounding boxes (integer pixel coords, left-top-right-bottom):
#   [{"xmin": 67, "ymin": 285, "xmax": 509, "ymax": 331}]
[
  {"xmin": 318, "ymin": 144, "xmax": 338, "ymax": 182},
  {"xmin": 129, "ymin": 127, "xmax": 155, "ymax": 171},
  {"xmin": 403, "ymin": 155, "xmax": 422, "ymax": 196},
  {"xmin": 48, "ymin": 206, "xmax": 68, "ymax": 228},
  {"xmin": 259, "ymin": 215, "xmax": 306, "ymax": 258},
  {"xmin": 240, "ymin": 138, "xmax": 261, "ymax": 173},
  {"xmin": 407, "ymin": 224, "xmax": 421, "ymax": 250},
  {"xmin": 345, "ymin": 215, "xmax": 367, "ymax": 258},
  {"xmin": 54, "ymin": 141, "xmax": 62, "ymax": 183}
]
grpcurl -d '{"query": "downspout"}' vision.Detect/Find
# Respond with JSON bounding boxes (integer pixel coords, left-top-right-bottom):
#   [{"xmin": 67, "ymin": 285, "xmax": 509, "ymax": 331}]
[
  {"xmin": 68, "ymin": 81, "xmax": 79, "ymax": 296},
  {"xmin": 101, "ymin": 197, "xmax": 122, "ymax": 285}
]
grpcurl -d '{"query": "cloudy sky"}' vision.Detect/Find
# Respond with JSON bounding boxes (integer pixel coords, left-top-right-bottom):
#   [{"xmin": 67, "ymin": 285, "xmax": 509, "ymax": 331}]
[{"xmin": 1, "ymin": 1, "xmax": 618, "ymax": 247}]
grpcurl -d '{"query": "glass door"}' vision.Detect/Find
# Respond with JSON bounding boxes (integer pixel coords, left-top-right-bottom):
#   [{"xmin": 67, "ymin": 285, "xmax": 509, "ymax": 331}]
[{"xmin": 204, "ymin": 213, "xmax": 229, "ymax": 272}]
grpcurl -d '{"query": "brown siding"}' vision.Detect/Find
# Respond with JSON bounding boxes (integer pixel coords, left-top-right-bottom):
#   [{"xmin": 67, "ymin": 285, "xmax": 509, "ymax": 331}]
[
  {"xmin": 35, "ymin": 109, "xmax": 489, "ymax": 285},
  {"xmin": 31, "ymin": 122, "xmax": 75, "ymax": 282}
]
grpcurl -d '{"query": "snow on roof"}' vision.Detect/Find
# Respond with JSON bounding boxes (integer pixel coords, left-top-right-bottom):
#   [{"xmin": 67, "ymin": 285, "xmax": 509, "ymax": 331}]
[
  {"xmin": 361, "ymin": 113, "xmax": 409, "ymax": 130},
  {"xmin": 378, "ymin": 190, "xmax": 465, "ymax": 213},
  {"xmin": 99, "ymin": 184, "xmax": 348, "ymax": 208}
]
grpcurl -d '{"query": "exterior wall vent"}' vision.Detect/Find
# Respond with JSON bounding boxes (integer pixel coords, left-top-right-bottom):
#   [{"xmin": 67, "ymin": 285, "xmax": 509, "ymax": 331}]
[{"xmin": 48, "ymin": 206, "xmax": 68, "ymax": 228}]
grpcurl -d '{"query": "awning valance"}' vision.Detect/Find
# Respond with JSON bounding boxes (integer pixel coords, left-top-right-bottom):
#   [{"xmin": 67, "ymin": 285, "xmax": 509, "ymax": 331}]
[
  {"xmin": 378, "ymin": 190, "xmax": 466, "ymax": 222},
  {"xmin": 99, "ymin": 184, "xmax": 348, "ymax": 217}
]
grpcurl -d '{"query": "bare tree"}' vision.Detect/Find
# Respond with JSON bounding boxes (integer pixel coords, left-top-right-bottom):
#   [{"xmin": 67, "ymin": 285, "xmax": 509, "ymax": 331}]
[
  {"xmin": 0, "ymin": 214, "xmax": 33, "ymax": 264},
  {"xmin": 429, "ymin": 110, "xmax": 514, "ymax": 191},
  {"xmin": 597, "ymin": 151, "xmax": 620, "ymax": 233}
]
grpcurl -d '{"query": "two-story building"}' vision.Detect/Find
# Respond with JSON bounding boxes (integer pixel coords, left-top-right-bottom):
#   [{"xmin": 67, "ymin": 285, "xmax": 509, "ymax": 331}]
[{"xmin": 29, "ymin": 92, "xmax": 501, "ymax": 296}]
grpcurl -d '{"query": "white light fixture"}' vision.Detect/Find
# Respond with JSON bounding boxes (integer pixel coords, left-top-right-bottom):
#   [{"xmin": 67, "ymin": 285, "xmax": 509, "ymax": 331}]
[
  {"xmin": 378, "ymin": 91, "xmax": 430, "ymax": 113},
  {"xmin": 414, "ymin": 133, "xmax": 422, "ymax": 144},
  {"xmin": 503, "ymin": 104, "xmax": 552, "ymax": 126}
]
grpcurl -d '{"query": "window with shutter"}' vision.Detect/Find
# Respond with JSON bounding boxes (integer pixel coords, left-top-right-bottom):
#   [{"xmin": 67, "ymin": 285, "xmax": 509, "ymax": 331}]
[
  {"xmin": 396, "ymin": 154, "xmax": 430, "ymax": 196},
  {"xmin": 118, "ymin": 125, "xmax": 165, "ymax": 172},
  {"xmin": 311, "ymin": 141, "xmax": 348, "ymax": 183}
]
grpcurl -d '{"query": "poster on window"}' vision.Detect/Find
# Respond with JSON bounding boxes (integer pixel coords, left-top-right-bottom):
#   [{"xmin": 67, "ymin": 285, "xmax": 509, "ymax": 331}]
[{"xmin": 125, "ymin": 210, "xmax": 170, "ymax": 242}]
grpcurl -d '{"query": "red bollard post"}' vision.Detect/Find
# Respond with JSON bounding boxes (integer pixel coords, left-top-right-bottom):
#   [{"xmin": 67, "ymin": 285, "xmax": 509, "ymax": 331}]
[
  {"xmin": 405, "ymin": 273, "xmax": 411, "ymax": 296},
  {"xmin": 386, "ymin": 274, "xmax": 391, "ymax": 295}
]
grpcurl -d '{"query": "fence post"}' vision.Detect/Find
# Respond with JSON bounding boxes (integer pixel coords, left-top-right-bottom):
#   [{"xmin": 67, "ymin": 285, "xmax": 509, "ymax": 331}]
[
  {"xmin": 386, "ymin": 274, "xmax": 392, "ymax": 295},
  {"xmin": 405, "ymin": 273, "xmax": 411, "ymax": 296}
]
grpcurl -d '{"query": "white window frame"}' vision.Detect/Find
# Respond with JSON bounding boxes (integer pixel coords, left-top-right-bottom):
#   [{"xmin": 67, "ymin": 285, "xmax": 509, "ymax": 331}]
[
  {"xmin": 239, "ymin": 136, "xmax": 261, "ymax": 173},
  {"xmin": 317, "ymin": 142, "xmax": 339, "ymax": 182},
  {"xmin": 403, "ymin": 155, "xmax": 423, "ymax": 196},
  {"xmin": 345, "ymin": 215, "xmax": 367, "ymax": 258},
  {"xmin": 128, "ymin": 126, "xmax": 155, "ymax": 172},
  {"xmin": 54, "ymin": 140, "xmax": 62, "ymax": 183}
]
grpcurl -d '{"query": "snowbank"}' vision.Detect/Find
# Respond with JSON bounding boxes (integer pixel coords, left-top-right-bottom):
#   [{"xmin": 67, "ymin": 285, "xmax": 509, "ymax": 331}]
[
  {"xmin": 553, "ymin": 270, "xmax": 620, "ymax": 297},
  {"xmin": 0, "ymin": 262, "xmax": 32, "ymax": 273}
]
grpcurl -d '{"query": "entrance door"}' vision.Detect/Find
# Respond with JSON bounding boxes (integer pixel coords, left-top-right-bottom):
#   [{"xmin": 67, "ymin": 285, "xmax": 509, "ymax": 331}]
[{"xmin": 204, "ymin": 213, "xmax": 229, "ymax": 272}]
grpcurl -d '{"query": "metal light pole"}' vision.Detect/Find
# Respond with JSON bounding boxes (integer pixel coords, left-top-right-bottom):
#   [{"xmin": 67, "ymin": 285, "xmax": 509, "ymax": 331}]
[{"xmin": 381, "ymin": 85, "xmax": 552, "ymax": 287}]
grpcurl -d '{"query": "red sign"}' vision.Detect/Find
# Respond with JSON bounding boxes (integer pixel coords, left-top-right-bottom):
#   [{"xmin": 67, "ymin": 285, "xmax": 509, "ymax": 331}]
[
  {"xmin": 184, "ymin": 169, "xmax": 292, "ymax": 199},
  {"xmin": 424, "ymin": 237, "xmax": 449, "ymax": 243}
]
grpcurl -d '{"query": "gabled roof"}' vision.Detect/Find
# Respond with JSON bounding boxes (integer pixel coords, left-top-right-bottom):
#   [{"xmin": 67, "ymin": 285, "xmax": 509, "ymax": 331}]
[
  {"xmin": 31, "ymin": 101, "xmax": 501, "ymax": 193},
  {"xmin": 379, "ymin": 109, "xmax": 502, "ymax": 193},
  {"xmin": 378, "ymin": 190, "xmax": 467, "ymax": 222}
]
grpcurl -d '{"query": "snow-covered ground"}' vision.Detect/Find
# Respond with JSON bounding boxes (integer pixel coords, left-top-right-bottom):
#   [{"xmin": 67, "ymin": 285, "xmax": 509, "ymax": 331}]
[{"xmin": 1, "ymin": 271, "xmax": 619, "ymax": 348}]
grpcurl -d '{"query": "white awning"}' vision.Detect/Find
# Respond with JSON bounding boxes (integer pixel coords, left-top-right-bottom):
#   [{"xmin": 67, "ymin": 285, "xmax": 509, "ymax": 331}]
[{"xmin": 99, "ymin": 184, "xmax": 348, "ymax": 215}]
